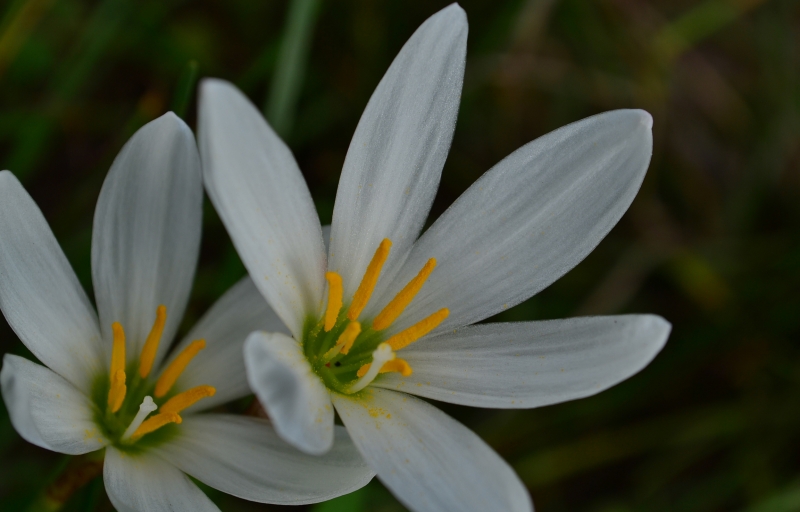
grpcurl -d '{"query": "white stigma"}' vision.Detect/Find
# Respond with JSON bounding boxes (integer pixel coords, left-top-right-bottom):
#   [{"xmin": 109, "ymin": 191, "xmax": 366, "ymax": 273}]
[
  {"xmin": 348, "ymin": 343, "xmax": 395, "ymax": 393},
  {"xmin": 120, "ymin": 396, "xmax": 157, "ymax": 443}
]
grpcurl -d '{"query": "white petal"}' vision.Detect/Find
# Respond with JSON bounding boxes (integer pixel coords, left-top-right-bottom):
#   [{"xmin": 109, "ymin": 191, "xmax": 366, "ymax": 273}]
[
  {"xmin": 199, "ymin": 79, "xmax": 325, "ymax": 337},
  {"xmin": 0, "ymin": 171, "xmax": 103, "ymax": 392},
  {"xmin": 92, "ymin": 113, "xmax": 203, "ymax": 367},
  {"xmin": 329, "ymin": 5, "xmax": 467, "ymax": 301},
  {"xmin": 0, "ymin": 355, "xmax": 108, "ymax": 454},
  {"xmin": 374, "ymin": 315, "xmax": 671, "ymax": 408},
  {"xmin": 243, "ymin": 331, "xmax": 333, "ymax": 454},
  {"xmin": 169, "ymin": 276, "xmax": 290, "ymax": 412},
  {"xmin": 372, "ymin": 110, "xmax": 654, "ymax": 333},
  {"xmin": 104, "ymin": 446, "xmax": 219, "ymax": 512},
  {"xmin": 332, "ymin": 388, "xmax": 532, "ymax": 512},
  {"xmin": 156, "ymin": 414, "xmax": 374, "ymax": 505},
  {"xmin": 321, "ymin": 224, "xmax": 331, "ymax": 253}
]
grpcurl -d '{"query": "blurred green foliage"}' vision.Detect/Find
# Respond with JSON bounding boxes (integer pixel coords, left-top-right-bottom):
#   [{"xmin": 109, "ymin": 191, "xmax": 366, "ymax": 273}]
[{"xmin": 1, "ymin": 0, "xmax": 799, "ymax": 510}]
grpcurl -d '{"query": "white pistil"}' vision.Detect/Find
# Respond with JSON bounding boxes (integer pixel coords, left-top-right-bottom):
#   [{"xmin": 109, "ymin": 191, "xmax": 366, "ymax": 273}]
[
  {"xmin": 348, "ymin": 343, "xmax": 395, "ymax": 393},
  {"xmin": 120, "ymin": 396, "xmax": 157, "ymax": 443}
]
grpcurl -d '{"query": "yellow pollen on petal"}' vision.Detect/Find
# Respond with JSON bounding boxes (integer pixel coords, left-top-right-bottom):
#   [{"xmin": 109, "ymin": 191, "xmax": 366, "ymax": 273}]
[
  {"xmin": 324, "ymin": 273, "xmax": 343, "ymax": 331},
  {"xmin": 107, "ymin": 369, "xmax": 127, "ymax": 413},
  {"xmin": 154, "ymin": 339, "xmax": 206, "ymax": 398},
  {"xmin": 372, "ymin": 258, "xmax": 436, "ymax": 330},
  {"xmin": 386, "ymin": 308, "xmax": 449, "ymax": 351},
  {"xmin": 107, "ymin": 322, "xmax": 127, "ymax": 411},
  {"xmin": 347, "ymin": 239, "xmax": 392, "ymax": 321},
  {"xmin": 357, "ymin": 358, "xmax": 413, "ymax": 378},
  {"xmin": 160, "ymin": 385, "xmax": 216, "ymax": 414},
  {"xmin": 130, "ymin": 412, "xmax": 182, "ymax": 441},
  {"xmin": 138, "ymin": 305, "xmax": 167, "ymax": 378}
]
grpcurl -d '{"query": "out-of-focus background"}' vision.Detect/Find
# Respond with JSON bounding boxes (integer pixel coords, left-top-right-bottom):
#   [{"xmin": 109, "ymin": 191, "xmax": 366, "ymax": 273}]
[{"xmin": 1, "ymin": 0, "xmax": 799, "ymax": 510}]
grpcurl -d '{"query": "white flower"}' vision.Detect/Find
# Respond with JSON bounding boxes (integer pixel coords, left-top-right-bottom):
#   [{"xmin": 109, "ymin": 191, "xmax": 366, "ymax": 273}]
[
  {"xmin": 198, "ymin": 4, "xmax": 671, "ymax": 512},
  {"xmin": 0, "ymin": 113, "xmax": 373, "ymax": 511}
]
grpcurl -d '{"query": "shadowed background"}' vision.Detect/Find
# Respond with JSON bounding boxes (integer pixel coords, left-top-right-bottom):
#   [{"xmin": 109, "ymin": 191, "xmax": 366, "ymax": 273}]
[{"xmin": 1, "ymin": 0, "xmax": 799, "ymax": 510}]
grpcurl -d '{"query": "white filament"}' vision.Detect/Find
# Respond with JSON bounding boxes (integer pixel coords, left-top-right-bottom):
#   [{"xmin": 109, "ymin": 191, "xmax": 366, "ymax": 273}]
[
  {"xmin": 121, "ymin": 396, "xmax": 157, "ymax": 442},
  {"xmin": 348, "ymin": 343, "xmax": 395, "ymax": 393}
]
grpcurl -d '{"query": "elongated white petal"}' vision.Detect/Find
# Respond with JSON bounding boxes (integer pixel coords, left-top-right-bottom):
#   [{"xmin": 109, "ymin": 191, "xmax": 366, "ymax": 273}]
[
  {"xmin": 0, "ymin": 355, "xmax": 107, "ymax": 454},
  {"xmin": 104, "ymin": 446, "xmax": 219, "ymax": 512},
  {"xmin": 199, "ymin": 79, "xmax": 325, "ymax": 337},
  {"xmin": 374, "ymin": 315, "xmax": 670, "ymax": 408},
  {"xmin": 155, "ymin": 414, "xmax": 374, "ymax": 505},
  {"xmin": 92, "ymin": 113, "xmax": 203, "ymax": 367},
  {"xmin": 329, "ymin": 4, "xmax": 467, "ymax": 301},
  {"xmin": 371, "ymin": 110, "xmax": 653, "ymax": 332},
  {"xmin": 169, "ymin": 276, "xmax": 289, "ymax": 413},
  {"xmin": 0, "ymin": 171, "xmax": 103, "ymax": 392},
  {"xmin": 333, "ymin": 388, "xmax": 532, "ymax": 512},
  {"xmin": 243, "ymin": 331, "xmax": 333, "ymax": 454}
]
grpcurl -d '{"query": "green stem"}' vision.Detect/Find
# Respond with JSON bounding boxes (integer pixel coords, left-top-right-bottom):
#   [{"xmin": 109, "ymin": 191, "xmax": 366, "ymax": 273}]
[
  {"xmin": 264, "ymin": 0, "xmax": 323, "ymax": 138},
  {"xmin": 26, "ymin": 451, "xmax": 105, "ymax": 512}
]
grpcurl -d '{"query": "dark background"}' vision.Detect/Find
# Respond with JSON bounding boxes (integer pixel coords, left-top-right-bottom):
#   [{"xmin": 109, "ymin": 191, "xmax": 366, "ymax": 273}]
[{"xmin": 1, "ymin": 0, "xmax": 799, "ymax": 510}]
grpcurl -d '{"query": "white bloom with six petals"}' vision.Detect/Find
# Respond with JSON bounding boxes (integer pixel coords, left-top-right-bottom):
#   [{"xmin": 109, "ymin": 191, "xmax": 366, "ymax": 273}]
[
  {"xmin": 199, "ymin": 4, "xmax": 671, "ymax": 512},
  {"xmin": 0, "ymin": 113, "xmax": 373, "ymax": 511}
]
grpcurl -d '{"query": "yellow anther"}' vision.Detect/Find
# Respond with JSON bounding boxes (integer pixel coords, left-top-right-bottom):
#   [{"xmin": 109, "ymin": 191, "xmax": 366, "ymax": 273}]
[
  {"xmin": 347, "ymin": 239, "xmax": 392, "ymax": 321},
  {"xmin": 337, "ymin": 321, "xmax": 361, "ymax": 355},
  {"xmin": 154, "ymin": 339, "xmax": 206, "ymax": 398},
  {"xmin": 386, "ymin": 308, "xmax": 449, "ymax": 351},
  {"xmin": 107, "ymin": 369, "xmax": 127, "ymax": 413},
  {"xmin": 356, "ymin": 358, "xmax": 413, "ymax": 378},
  {"xmin": 110, "ymin": 322, "xmax": 126, "ymax": 379},
  {"xmin": 321, "ymin": 321, "xmax": 362, "ymax": 362},
  {"xmin": 131, "ymin": 412, "xmax": 182, "ymax": 441},
  {"xmin": 139, "ymin": 305, "xmax": 167, "ymax": 378},
  {"xmin": 160, "ymin": 385, "xmax": 216, "ymax": 415},
  {"xmin": 373, "ymin": 258, "xmax": 436, "ymax": 330},
  {"xmin": 324, "ymin": 273, "xmax": 343, "ymax": 331},
  {"xmin": 107, "ymin": 322, "xmax": 127, "ymax": 412}
]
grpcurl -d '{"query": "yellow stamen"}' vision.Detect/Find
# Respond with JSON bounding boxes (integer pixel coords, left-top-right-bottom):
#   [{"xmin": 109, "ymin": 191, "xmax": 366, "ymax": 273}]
[
  {"xmin": 160, "ymin": 385, "xmax": 216, "ymax": 414},
  {"xmin": 337, "ymin": 321, "xmax": 362, "ymax": 355},
  {"xmin": 386, "ymin": 308, "xmax": 449, "ymax": 351},
  {"xmin": 109, "ymin": 322, "xmax": 126, "ymax": 379},
  {"xmin": 324, "ymin": 273, "xmax": 343, "ymax": 331},
  {"xmin": 154, "ymin": 339, "xmax": 206, "ymax": 398},
  {"xmin": 138, "ymin": 305, "xmax": 167, "ymax": 378},
  {"xmin": 107, "ymin": 369, "xmax": 126, "ymax": 413},
  {"xmin": 357, "ymin": 358, "xmax": 413, "ymax": 378},
  {"xmin": 321, "ymin": 321, "xmax": 362, "ymax": 362},
  {"xmin": 131, "ymin": 412, "xmax": 182, "ymax": 441},
  {"xmin": 107, "ymin": 322, "xmax": 127, "ymax": 411},
  {"xmin": 347, "ymin": 239, "xmax": 392, "ymax": 321},
  {"xmin": 372, "ymin": 258, "xmax": 436, "ymax": 330}
]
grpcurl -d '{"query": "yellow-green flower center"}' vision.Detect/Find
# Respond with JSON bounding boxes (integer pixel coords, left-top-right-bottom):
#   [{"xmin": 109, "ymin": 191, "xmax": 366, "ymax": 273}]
[{"xmin": 303, "ymin": 238, "xmax": 448, "ymax": 394}]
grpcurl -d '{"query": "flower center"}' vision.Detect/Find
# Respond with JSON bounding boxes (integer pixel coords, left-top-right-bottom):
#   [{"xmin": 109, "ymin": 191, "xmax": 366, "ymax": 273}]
[
  {"xmin": 303, "ymin": 238, "xmax": 448, "ymax": 394},
  {"xmin": 93, "ymin": 306, "xmax": 216, "ymax": 449}
]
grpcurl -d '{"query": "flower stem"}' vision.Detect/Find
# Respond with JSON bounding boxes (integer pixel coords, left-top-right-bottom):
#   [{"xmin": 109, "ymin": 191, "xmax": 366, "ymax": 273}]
[{"xmin": 26, "ymin": 451, "xmax": 104, "ymax": 512}]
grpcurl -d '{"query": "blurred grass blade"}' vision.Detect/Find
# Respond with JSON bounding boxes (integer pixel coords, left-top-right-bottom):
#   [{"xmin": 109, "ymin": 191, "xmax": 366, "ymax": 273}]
[
  {"xmin": 0, "ymin": 0, "xmax": 55, "ymax": 78},
  {"xmin": 745, "ymin": 482, "xmax": 800, "ymax": 512},
  {"xmin": 7, "ymin": 0, "xmax": 132, "ymax": 178},
  {"xmin": 171, "ymin": 59, "xmax": 199, "ymax": 119},
  {"xmin": 264, "ymin": 0, "xmax": 322, "ymax": 138},
  {"xmin": 654, "ymin": 0, "xmax": 769, "ymax": 61}
]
